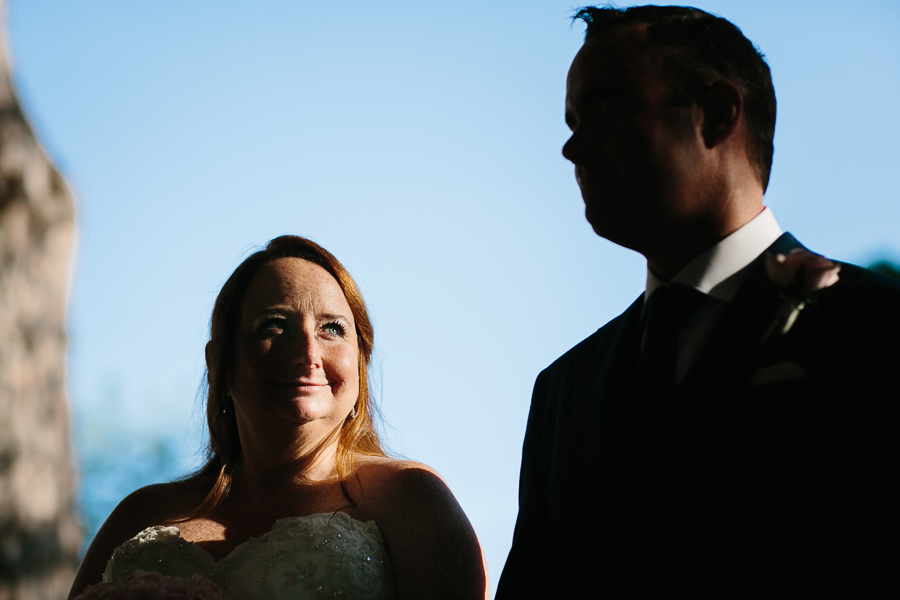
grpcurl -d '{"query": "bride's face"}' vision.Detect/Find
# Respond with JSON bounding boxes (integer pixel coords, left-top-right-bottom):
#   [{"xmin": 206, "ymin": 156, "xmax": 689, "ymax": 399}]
[{"xmin": 228, "ymin": 257, "xmax": 360, "ymax": 443}]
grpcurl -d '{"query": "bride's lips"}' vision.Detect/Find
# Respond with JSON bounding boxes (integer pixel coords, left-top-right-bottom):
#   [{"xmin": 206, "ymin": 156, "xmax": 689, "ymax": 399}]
[{"xmin": 275, "ymin": 380, "xmax": 329, "ymax": 392}]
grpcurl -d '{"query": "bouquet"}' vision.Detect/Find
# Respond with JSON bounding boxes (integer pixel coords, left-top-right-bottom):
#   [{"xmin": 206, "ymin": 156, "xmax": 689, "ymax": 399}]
[{"xmin": 74, "ymin": 570, "xmax": 232, "ymax": 600}]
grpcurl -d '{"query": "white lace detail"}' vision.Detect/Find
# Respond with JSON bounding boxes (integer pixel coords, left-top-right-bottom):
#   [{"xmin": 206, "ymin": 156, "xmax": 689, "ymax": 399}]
[{"xmin": 103, "ymin": 512, "xmax": 396, "ymax": 599}]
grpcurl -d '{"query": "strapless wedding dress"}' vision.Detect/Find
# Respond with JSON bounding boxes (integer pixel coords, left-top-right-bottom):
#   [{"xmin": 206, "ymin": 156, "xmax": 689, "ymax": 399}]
[{"xmin": 103, "ymin": 512, "xmax": 396, "ymax": 599}]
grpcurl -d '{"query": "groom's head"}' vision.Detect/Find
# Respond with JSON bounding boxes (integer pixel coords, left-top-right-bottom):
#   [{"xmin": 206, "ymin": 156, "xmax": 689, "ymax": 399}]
[{"xmin": 562, "ymin": 5, "xmax": 776, "ymax": 264}]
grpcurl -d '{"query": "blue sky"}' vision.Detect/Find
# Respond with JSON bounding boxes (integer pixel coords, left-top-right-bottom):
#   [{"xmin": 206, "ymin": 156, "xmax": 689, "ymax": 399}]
[{"xmin": 7, "ymin": 0, "xmax": 899, "ymax": 593}]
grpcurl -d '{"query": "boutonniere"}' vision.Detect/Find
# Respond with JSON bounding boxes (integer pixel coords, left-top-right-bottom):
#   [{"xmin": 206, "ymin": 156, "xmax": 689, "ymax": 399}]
[{"xmin": 763, "ymin": 247, "xmax": 841, "ymax": 339}]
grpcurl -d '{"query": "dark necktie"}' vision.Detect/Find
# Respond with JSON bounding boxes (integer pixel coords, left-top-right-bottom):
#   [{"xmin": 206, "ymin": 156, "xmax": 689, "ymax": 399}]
[{"xmin": 639, "ymin": 284, "xmax": 709, "ymax": 392}]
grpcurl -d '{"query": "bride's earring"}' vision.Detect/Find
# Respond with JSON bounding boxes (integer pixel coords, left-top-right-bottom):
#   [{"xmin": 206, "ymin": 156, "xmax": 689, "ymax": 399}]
[{"xmin": 349, "ymin": 403, "xmax": 358, "ymax": 419}]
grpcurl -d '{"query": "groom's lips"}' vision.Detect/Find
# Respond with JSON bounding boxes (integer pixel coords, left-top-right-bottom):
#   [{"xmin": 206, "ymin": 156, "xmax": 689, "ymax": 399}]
[{"xmin": 575, "ymin": 165, "xmax": 614, "ymax": 189}]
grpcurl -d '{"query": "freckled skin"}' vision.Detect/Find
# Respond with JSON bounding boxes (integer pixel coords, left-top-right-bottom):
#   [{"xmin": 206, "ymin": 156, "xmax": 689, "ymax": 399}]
[{"xmin": 230, "ymin": 257, "xmax": 361, "ymax": 455}]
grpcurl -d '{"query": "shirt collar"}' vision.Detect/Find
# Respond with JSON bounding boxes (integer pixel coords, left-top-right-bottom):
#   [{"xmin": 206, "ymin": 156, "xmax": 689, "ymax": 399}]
[{"xmin": 645, "ymin": 207, "xmax": 782, "ymax": 302}]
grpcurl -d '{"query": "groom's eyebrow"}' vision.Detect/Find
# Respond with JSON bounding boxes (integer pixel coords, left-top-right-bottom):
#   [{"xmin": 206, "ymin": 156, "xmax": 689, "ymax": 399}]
[{"xmin": 566, "ymin": 87, "xmax": 630, "ymax": 125}]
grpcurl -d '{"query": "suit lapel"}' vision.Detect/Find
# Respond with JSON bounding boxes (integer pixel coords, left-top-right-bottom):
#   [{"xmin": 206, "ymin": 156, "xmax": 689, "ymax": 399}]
[
  {"xmin": 679, "ymin": 232, "xmax": 806, "ymax": 394},
  {"xmin": 598, "ymin": 294, "xmax": 645, "ymax": 393},
  {"xmin": 581, "ymin": 294, "xmax": 646, "ymax": 456}
]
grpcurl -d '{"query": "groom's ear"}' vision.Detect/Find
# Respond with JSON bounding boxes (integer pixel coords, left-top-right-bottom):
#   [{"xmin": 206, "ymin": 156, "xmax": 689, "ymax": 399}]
[{"xmin": 699, "ymin": 79, "xmax": 743, "ymax": 149}]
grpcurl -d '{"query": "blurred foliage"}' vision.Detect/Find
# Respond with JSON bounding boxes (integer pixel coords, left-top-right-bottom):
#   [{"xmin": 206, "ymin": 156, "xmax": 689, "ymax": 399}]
[
  {"xmin": 867, "ymin": 260, "xmax": 900, "ymax": 281},
  {"xmin": 76, "ymin": 429, "xmax": 189, "ymax": 554}
]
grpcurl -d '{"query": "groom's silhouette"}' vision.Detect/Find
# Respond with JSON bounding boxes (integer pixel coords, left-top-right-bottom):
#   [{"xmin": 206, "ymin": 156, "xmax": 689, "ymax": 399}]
[{"xmin": 498, "ymin": 5, "xmax": 900, "ymax": 597}]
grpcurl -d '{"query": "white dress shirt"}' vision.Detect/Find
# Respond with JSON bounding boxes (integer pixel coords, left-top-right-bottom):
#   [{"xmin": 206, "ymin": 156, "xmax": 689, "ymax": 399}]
[{"xmin": 643, "ymin": 207, "xmax": 783, "ymax": 381}]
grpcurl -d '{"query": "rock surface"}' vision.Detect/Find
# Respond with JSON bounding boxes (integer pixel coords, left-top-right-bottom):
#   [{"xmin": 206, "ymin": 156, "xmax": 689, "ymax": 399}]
[{"xmin": 0, "ymin": 0, "xmax": 81, "ymax": 597}]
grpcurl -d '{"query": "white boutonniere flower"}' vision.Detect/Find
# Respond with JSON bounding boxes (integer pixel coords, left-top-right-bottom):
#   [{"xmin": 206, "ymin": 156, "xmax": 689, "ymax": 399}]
[{"xmin": 763, "ymin": 247, "xmax": 841, "ymax": 339}]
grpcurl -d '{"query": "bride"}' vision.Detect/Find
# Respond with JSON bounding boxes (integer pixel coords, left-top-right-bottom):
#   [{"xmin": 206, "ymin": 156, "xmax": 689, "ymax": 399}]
[{"xmin": 69, "ymin": 236, "xmax": 488, "ymax": 599}]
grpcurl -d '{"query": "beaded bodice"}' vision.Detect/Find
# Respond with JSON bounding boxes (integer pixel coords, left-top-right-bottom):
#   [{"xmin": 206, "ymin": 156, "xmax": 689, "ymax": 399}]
[{"xmin": 103, "ymin": 512, "xmax": 396, "ymax": 599}]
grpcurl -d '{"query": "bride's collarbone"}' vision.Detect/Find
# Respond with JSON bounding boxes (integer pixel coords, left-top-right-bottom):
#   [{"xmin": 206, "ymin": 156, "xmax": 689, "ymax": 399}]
[
  {"xmin": 176, "ymin": 493, "xmax": 359, "ymax": 555},
  {"xmin": 166, "ymin": 459, "xmax": 403, "ymax": 554},
  {"xmin": 179, "ymin": 518, "xmax": 252, "ymax": 561},
  {"xmin": 174, "ymin": 514, "xmax": 268, "ymax": 562}
]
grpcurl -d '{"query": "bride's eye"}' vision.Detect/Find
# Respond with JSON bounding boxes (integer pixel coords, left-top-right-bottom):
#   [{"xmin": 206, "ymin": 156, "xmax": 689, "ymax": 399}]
[
  {"xmin": 257, "ymin": 316, "xmax": 287, "ymax": 335},
  {"xmin": 322, "ymin": 321, "xmax": 346, "ymax": 338}
]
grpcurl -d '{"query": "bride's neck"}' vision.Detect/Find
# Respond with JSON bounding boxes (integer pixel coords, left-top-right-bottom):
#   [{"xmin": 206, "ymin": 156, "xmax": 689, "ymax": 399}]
[
  {"xmin": 241, "ymin": 421, "xmax": 342, "ymax": 478},
  {"xmin": 231, "ymin": 449, "xmax": 341, "ymax": 505}
]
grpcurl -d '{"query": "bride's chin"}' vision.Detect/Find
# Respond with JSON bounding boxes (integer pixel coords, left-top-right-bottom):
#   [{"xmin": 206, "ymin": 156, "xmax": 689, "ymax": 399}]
[
  {"xmin": 286, "ymin": 398, "xmax": 334, "ymax": 422},
  {"xmin": 269, "ymin": 403, "xmax": 348, "ymax": 433}
]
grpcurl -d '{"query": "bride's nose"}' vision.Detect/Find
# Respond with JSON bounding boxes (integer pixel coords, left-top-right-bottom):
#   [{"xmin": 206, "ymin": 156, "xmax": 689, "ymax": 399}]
[{"xmin": 291, "ymin": 330, "xmax": 322, "ymax": 369}]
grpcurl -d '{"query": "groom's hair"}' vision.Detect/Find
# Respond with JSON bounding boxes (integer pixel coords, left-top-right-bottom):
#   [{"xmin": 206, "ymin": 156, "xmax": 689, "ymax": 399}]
[{"xmin": 573, "ymin": 5, "xmax": 776, "ymax": 191}]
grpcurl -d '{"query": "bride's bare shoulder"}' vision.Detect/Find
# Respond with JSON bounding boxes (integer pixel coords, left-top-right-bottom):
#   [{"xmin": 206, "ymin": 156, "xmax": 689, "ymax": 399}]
[
  {"xmin": 68, "ymin": 478, "xmax": 211, "ymax": 599},
  {"xmin": 353, "ymin": 454, "xmax": 438, "ymax": 475},
  {"xmin": 349, "ymin": 455, "xmax": 488, "ymax": 599},
  {"xmin": 351, "ymin": 456, "xmax": 444, "ymax": 500},
  {"xmin": 114, "ymin": 476, "xmax": 211, "ymax": 525}
]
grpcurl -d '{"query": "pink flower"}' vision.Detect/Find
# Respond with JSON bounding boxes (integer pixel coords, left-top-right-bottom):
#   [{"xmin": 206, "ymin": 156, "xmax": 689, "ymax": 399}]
[
  {"xmin": 74, "ymin": 571, "xmax": 231, "ymax": 600},
  {"xmin": 765, "ymin": 248, "xmax": 841, "ymax": 297},
  {"xmin": 763, "ymin": 248, "xmax": 841, "ymax": 338}
]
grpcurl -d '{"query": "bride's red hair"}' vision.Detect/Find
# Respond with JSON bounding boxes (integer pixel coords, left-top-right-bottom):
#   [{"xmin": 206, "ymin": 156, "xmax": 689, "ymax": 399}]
[{"xmin": 188, "ymin": 235, "xmax": 384, "ymax": 516}]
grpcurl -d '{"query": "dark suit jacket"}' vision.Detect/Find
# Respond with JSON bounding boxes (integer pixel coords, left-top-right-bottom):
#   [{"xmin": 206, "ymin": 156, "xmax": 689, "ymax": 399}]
[{"xmin": 497, "ymin": 234, "xmax": 900, "ymax": 597}]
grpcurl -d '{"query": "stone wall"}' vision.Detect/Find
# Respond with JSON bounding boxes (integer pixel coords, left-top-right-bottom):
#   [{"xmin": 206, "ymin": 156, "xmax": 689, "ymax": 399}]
[{"xmin": 0, "ymin": 0, "xmax": 81, "ymax": 597}]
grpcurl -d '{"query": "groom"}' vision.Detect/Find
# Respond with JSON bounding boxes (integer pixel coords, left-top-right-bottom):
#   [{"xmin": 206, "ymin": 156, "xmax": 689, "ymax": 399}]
[{"xmin": 497, "ymin": 5, "xmax": 900, "ymax": 597}]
